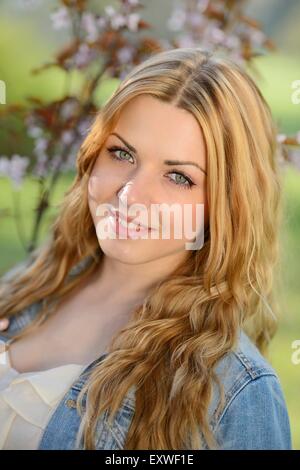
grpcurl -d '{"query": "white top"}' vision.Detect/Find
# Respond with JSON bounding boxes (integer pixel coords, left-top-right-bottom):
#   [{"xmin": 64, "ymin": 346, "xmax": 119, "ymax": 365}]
[{"xmin": 0, "ymin": 339, "xmax": 86, "ymax": 449}]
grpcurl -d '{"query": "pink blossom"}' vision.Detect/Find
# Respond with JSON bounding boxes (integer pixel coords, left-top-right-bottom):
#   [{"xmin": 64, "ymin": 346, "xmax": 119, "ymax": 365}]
[
  {"xmin": 74, "ymin": 44, "xmax": 97, "ymax": 69},
  {"xmin": 186, "ymin": 12, "xmax": 204, "ymax": 29},
  {"xmin": 117, "ymin": 46, "xmax": 134, "ymax": 64},
  {"xmin": 34, "ymin": 138, "xmax": 48, "ymax": 156},
  {"xmin": 81, "ymin": 12, "xmax": 99, "ymax": 42},
  {"xmin": 277, "ymin": 134, "xmax": 287, "ymax": 143},
  {"xmin": 0, "ymin": 154, "xmax": 30, "ymax": 189},
  {"xmin": 33, "ymin": 153, "xmax": 48, "ymax": 178},
  {"xmin": 127, "ymin": 13, "xmax": 140, "ymax": 32},
  {"xmin": 105, "ymin": 6, "xmax": 116, "ymax": 17},
  {"xmin": 197, "ymin": 0, "xmax": 209, "ymax": 12},
  {"xmin": 111, "ymin": 14, "xmax": 127, "ymax": 30},
  {"xmin": 127, "ymin": 0, "xmax": 140, "ymax": 6},
  {"xmin": 224, "ymin": 35, "xmax": 240, "ymax": 50},
  {"xmin": 167, "ymin": 7, "xmax": 186, "ymax": 32},
  {"xmin": 250, "ymin": 29, "xmax": 266, "ymax": 47},
  {"xmin": 210, "ymin": 26, "xmax": 226, "ymax": 44},
  {"xmin": 61, "ymin": 130, "xmax": 75, "ymax": 145},
  {"xmin": 60, "ymin": 99, "xmax": 78, "ymax": 120},
  {"xmin": 177, "ymin": 34, "xmax": 197, "ymax": 48},
  {"xmin": 97, "ymin": 16, "xmax": 107, "ymax": 29},
  {"xmin": 49, "ymin": 155, "xmax": 61, "ymax": 172},
  {"xmin": 27, "ymin": 126, "xmax": 43, "ymax": 138},
  {"xmin": 78, "ymin": 117, "xmax": 93, "ymax": 136},
  {"xmin": 50, "ymin": 7, "xmax": 71, "ymax": 30}
]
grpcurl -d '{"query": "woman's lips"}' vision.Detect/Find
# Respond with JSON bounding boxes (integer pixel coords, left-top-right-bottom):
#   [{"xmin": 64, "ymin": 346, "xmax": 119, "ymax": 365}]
[
  {"xmin": 116, "ymin": 210, "xmax": 153, "ymax": 230},
  {"xmin": 107, "ymin": 209, "xmax": 155, "ymax": 238},
  {"xmin": 111, "ymin": 208, "xmax": 155, "ymax": 230},
  {"xmin": 117, "ymin": 217, "xmax": 150, "ymax": 238}
]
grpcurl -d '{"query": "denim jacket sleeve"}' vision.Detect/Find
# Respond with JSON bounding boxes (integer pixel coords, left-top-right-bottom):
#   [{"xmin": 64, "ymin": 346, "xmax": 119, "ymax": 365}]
[
  {"xmin": 213, "ymin": 370, "xmax": 292, "ymax": 450},
  {"xmin": 0, "ymin": 257, "xmax": 35, "ymax": 283}
]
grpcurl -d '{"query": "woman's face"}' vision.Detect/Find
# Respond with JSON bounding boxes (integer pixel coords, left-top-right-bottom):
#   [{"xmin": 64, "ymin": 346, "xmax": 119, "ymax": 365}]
[{"xmin": 88, "ymin": 94, "xmax": 208, "ymax": 265}]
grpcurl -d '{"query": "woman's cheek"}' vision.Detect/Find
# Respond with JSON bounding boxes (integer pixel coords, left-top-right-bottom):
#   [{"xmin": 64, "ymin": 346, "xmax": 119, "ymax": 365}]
[{"xmin": 88, "ymin": 175, "xmax": 104, "ymax": 201}]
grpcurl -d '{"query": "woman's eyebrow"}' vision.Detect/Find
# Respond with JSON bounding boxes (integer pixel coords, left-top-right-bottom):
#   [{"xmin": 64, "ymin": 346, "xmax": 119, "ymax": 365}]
[{"xmin": 110, "ymin": 132, "xmax": 207, "ymax": 176}]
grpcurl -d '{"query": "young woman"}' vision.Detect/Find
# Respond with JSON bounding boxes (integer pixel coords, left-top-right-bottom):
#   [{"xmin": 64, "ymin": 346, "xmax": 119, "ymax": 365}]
[{"xmin": 0, "ymin": 47, "xmax": 292, "ymax": 450}]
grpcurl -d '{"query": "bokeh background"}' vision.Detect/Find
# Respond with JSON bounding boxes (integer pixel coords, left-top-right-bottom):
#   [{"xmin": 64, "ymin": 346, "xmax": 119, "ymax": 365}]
[{"xmin": 0, "ymin": 0, "xmax": 299, "ymax": 449}]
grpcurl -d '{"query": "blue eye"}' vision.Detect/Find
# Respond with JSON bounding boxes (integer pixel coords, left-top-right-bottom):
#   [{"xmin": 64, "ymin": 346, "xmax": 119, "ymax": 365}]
[
  {"xmin": 107, "ymin": 146, "xmax": 134, "ymax": 164},
  {"xmin": 167, "ymin": 172, "xmax": 195, "ymax": 189},
  {"xmin": 106, "ymin": 145, "xmax": 195, "ymax": 190}
]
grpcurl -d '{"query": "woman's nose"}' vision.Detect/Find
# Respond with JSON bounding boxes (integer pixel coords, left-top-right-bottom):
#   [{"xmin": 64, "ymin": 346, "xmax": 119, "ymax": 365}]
[
  {"xmin": 117, "ymin": 173, "xmax": 153, "ymax": 208},
  {"xmin": 116, "ymin": 176, "xmax": 157, "ymax": 226}
]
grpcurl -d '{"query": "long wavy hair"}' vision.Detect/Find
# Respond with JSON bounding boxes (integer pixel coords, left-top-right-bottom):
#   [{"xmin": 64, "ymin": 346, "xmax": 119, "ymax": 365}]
[{"xmin": 0, "ymin": 48, "xmax": 283, "ymax": 449}]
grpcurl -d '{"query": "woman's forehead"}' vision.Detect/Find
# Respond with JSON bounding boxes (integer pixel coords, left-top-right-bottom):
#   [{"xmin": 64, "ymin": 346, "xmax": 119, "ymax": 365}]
[{"xmin": 108, "ymin": 96, "xmax": 207, "ymax": 169}]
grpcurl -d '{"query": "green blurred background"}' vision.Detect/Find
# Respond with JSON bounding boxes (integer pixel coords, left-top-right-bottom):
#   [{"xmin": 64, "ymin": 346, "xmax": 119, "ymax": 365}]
[{"xmin": 0, "ymin": 0, "xmax": 299, "ymax": 449}]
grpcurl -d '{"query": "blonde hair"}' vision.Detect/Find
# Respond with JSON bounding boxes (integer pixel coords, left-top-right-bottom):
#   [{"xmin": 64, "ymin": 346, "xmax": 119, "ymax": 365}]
[{"xmin": 0, "ymin": 48, "xmax": 283, "ymax": 449}]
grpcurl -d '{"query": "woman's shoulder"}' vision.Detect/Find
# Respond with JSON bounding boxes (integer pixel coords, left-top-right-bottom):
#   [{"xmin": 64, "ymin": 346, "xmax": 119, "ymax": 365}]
[
  {"xmin": 0, "ymin": 255, "xmax": 93, "ymax": 338},
  {"xmin": 0, "ymin": 256, "xmax": 42, "ymax": 338},
  {"xmin": 218, "ymin": 329, "xmax": 280, "ymax": 383},
  {"xmin": 210, "ymin": 330, "xmax": 281, "ymax": 407},
  {"xmin": 208, "ymin": 330, "xmax": 292, "ymax": 449}
]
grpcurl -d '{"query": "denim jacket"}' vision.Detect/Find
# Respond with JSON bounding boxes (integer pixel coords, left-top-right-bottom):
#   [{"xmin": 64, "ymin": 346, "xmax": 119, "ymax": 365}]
[{"xmin": 0, "ymin": 258, "xmax": 293, "ymax": 450}]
